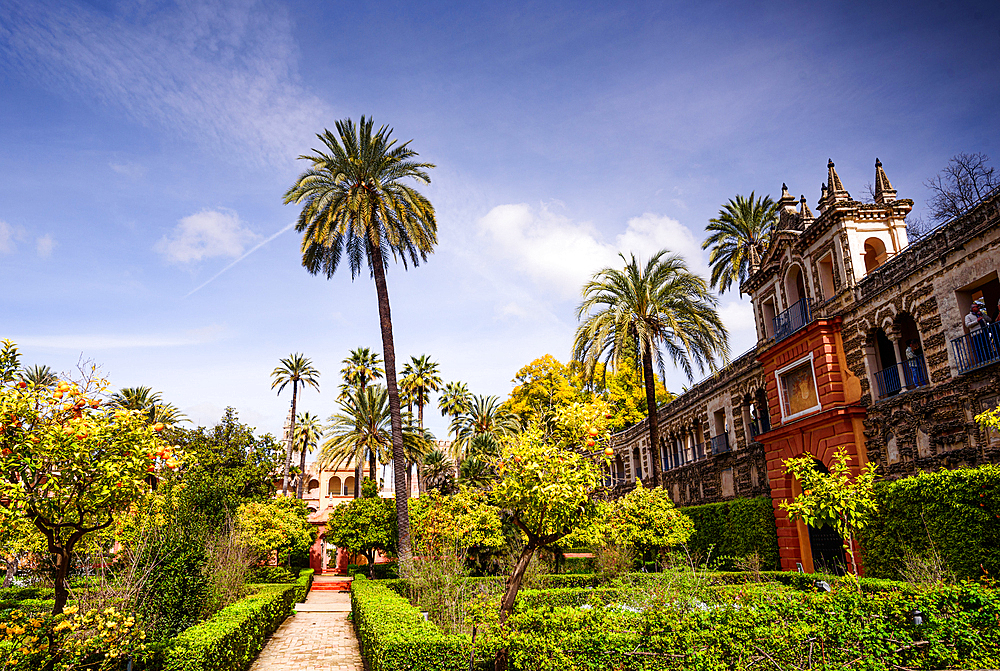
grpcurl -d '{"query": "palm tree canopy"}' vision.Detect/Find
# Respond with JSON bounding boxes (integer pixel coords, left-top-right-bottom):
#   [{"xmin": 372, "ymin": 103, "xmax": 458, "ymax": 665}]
[
  {"xmin": 421, "ymin": 449, "xmax": 455, "ymax": 493},
  {"xmin": 283, "ymin": 116, "xmax": 437, "ymax": 279},
  {"xmin": 270, "ymin": 353, "xmax": 321, "ymax": 395},
  {"xmin": 339, "ymin": 347, "xmax": 384, "ymax": 395},
  {"xmin": 449, "ymin": 394, "xmax": 520, "ymax": 461},
  {"xmin": 294, "ymin": 412, "xmax": 324, "ymax": 456},
  {"xmin": 320, "ymin": 385, "xmax": 393, "ymax": 472},
  {"xmin": 109, "ymin": 386, "xmax": 189, "ymax": 426},
  {"xmin": 438, "ymin": 381, "xmax": 472, "ymax": 420},
  {"xmin": 21, "ymin": 364, "xmax": 57, "ymax": 388},
  {"xmin": 702, "ymin": 192, "xmax": 778, "ymax": 295},
  {"xmin": 400, "ymin": 354, "xmax": 442, "ymax": 409},
  {"xmin": 573, "ymin": 250, "xmax": 730, "ymax": 384}
]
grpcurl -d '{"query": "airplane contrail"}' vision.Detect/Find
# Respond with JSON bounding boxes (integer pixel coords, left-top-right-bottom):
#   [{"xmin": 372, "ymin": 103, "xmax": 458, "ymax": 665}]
[{"xmin": 184, "ymin": 222, "xmax": 296, "ymax": 298}]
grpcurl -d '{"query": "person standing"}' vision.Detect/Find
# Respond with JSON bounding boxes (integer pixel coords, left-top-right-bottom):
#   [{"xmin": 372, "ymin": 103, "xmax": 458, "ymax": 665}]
[{"xmin": 905, "ymin": 338, "xmax": 925, "ymax": 387}]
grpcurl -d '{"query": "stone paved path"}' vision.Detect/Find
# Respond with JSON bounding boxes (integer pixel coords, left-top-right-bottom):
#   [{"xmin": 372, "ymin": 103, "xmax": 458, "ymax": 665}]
[{"xmin": 249, "ymin": 578, "xmax": 363, "ymax": 671}]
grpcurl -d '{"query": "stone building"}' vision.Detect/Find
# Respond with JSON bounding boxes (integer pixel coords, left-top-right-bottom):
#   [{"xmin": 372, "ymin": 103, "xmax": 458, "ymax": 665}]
[{"xmin": 609, "ymin": 159, "xmax": 1000, "ymax": 573}]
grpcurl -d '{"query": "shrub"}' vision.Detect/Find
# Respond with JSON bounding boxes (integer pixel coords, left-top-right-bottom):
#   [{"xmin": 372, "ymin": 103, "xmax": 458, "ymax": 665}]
[
  {"xmin": 247, "ymin": 566, "xmax": 296, "ymax": 584},
  {"xmin": 347, "ymin": 562, "xmax": 398, "ymax": 579},
  {"xmin": 158, "ymin": 583, "xmax": 296, "ymax": 671},
  {"xmin": 859, "ymin": 465, "xmax": 1000, "ymax": 580},
  {"xmin": 294, "ymin": 569, "xmax": 314, "ymax": 603},
  {"xmin": 681, "ymin": 496, "xmax": 780, "ymax": 570},
  {"xmin": 351, "ymin": 575, "xmax": 496, "ymax": 671}
]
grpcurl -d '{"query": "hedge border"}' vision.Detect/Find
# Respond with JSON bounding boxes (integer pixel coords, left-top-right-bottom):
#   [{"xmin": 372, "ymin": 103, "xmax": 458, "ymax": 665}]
[
  {"xmin": 159, "ymin": 583, "xmax": 297, "ymax": 671},
  {"xmin": 351, "ymin": 575, "xmax": 496, "ymax": 671},
  {"xmin": 294, "ymin": 569, "xmax": 314, "ymax": 603},
  {"xmin": 681, "ymin": 495, "xmax": 781, "ymax": 570}
]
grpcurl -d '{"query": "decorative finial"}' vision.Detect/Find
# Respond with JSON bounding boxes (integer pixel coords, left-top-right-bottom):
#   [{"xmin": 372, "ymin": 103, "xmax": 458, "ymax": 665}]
[
  {"xmin": 874, "ymin": 157, "xmax": 896, "ymax": 203},
  {"xmin": 875, "ymin": 158, "xmax": 882, "ymax": 167}
]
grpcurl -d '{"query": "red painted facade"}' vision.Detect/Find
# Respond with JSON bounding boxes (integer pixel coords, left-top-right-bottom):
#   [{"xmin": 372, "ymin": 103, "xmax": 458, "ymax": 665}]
[{"xmin": 756, "ymin": 317, "xmax": 868, "ymax": 573}]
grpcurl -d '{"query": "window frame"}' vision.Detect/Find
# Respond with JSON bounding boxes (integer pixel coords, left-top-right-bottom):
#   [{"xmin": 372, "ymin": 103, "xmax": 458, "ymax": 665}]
[{"xmin": 774, "ymin": 352, "xmax": 822, "ymax": 422}]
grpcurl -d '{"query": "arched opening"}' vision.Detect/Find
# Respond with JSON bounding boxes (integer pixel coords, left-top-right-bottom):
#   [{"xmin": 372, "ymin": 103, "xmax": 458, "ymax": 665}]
[
  {"xmin": 307, "ymin": 478, "xmax": 320, "ymax": 497},
  {"xmin": 329, "ymin": 476, "xmax": 342, "ymax": 496},
  {"xmin": 863, "ymin": 237, "xmax": 887, "ymax": 274},
  {"xmin": 343, "ymin": 476, "xmax": 355, "ymax": 497},
  {"xmin": 785, "ymin": 264, "xmax": 807, "ymax": 307},
  {"xmin": 869, "ymin": 328, "xmax": 901, "ymax": 398},
  {"xmin": 632, "ymin": 447, "xmax": 643, "ymax": 480},
  {"xmin": 806, "ymin": 460, "xmax": 847, "ymax": 575},
  {"xmin": 752, "ymin": 388, "xmax": 771, "ymax": 436},
  {"xmin": 894, "ymin": 313, "xmax": 928, "ymax": 388}
]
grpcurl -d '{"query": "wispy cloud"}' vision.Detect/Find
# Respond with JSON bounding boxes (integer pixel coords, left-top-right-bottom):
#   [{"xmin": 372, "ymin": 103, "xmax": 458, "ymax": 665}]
[
  {"xmin": 109, "ymin": 161, "xmax": 147, "ymax": 178},
  {"xmin": 184, "ymin": 222, "xmax": 295, "ymax": 297},
  {"xmin": 0, "ymin": 0, "xmax": 331, "ymax": 165},
  {"xmin": 36, "ymin": 234, "xmax": 56, "ymax": 257},
  {"xmin": 0, "ymin": 220, "xmax": 25, "ymax": 253},
  {"xmin": 156, "ymin": 209, "xmax": 259, "ymax": 264}
]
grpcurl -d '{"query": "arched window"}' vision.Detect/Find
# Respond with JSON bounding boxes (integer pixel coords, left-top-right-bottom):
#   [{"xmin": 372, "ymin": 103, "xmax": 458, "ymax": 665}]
[
  {"xmin": 329, "ymin": 476, "xmax": 342, "ymax": 496},
  {"xmin": 863, "ymin": 237, "xmax": 887, "ymax": 274},
  {"xmin": 785, "ymin": 264, "xmax": 807, "ymax": 307},
  {"xmin": 867, "ymin": 328, "xmax": 900, "ymax": 399},
  {"xmin": 343, "ymin": 476, "xmax": 355, "ymax": 497},
  {"xmin": 307, "ymin": 479, "xmax": 320, "ymax": 496}
]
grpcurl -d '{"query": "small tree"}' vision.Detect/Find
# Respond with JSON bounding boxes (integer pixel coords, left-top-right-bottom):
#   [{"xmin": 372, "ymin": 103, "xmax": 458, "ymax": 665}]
[
  {"xmin": 490, "ymin": 425, "xmax": 607, "ymax": 671},
  {"xmin": 0, "ymin": 503, "xmax": 44, "ymax": 588},
  {"xmin": 325, "ymin": 480, "xmax": 397, "ymax": 575},
  {"xmin": 925, "ymin": 152, "xmax": 997, "ymax": 222},
  {"xmin": 409, "ymin": 486, "xmax": 505, "ymax": 564},
  {"xmin": 779, "ymin": 448, "xmax": 878, "ymax": 577},
  {"xmin": 237, "ymin": 496, "xmax": 316, "ymax": 566},
  {"xmin": 607, "ymin": 482, "xmax": 694, "ymax": 569},
  {"xmin": 0, "ymin": 341, "xmax": 171, "ymax": 613}
]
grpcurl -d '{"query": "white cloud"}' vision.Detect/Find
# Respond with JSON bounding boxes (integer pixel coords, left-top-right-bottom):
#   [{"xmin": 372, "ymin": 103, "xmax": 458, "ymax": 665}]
[
  {"xmin": 0, "ymin": 220, "xmax": 24, "ymax": 253},
  {"xmin": 156, "ymin": 209, "xmax": 259, "ymax": 264},
  {"xmin": 0, "ymin": 0, "xmax": 331, "ymax": 165},
  {"xmin": 476, "ymin": 203, "xmax": 708, "ymax": 300},
  {"xmin": 36, "ymin": 234, "xmax": 55, "ymax": 257}
]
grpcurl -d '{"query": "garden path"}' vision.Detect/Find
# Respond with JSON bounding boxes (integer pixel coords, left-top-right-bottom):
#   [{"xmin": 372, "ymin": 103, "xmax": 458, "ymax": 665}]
[{"xmin": 249, "ymin": 576, "xmax": 362, "ymax": 671}]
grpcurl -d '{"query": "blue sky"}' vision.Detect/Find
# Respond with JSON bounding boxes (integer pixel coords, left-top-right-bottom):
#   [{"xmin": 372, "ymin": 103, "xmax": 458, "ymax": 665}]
[{"xmin": 2, "ymin": 0, "xmax": 998, "ymax": 440}]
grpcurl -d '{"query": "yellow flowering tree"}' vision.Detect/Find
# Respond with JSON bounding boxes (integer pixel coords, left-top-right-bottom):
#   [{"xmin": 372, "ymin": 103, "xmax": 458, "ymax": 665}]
[{"xmin": 0, "ymin": 341, "xmax": 173, "ymax": 613}]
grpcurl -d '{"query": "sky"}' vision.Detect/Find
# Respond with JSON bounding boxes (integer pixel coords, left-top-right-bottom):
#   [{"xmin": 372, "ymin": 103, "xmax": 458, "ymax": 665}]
[{"xmin": 1, "ymin": 0, "xmax": 999, "ymax": 441}]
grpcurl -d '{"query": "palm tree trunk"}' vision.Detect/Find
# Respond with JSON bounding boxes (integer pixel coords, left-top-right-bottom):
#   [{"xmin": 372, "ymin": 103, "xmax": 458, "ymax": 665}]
[
  {"xmin": 283, "ymin": 382, "xmax": 298, "ymax": 496},
  {"xmin": 416, "ymin": 400, "xmax": 425, "ymax": 496},
  {"xmin": 369, "ymin": 448, "xmax": 376, "ymax": 482},
  {"xmin": 353, "ymin": 465, "xmax": 361, "ymax": 499},
  {"xmin": 370, "ymin": 243, "xmax": 413, "ymax": 564},
  {"xmin": 641, "ymin": 342, "xmax": 662, "ymax": 488}
]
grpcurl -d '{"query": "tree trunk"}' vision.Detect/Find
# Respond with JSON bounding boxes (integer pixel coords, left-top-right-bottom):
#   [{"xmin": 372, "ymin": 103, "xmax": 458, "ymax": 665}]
[
  {"xmin": 353, "ymin": 465, "xmax": 361, "ymax": 499},
  {"xmin": 296, "ymin": 382, "xmax": 309, "ymax": 498},
  {"xmin": 370, "ymin": 244, "xmax": 413, "ymax": 564},
  {"xmin": 285, "ymin": 382, "xmax": 298, "ymax": 497},
  {"xmin": 369, "ymin": 448, "xmax": 376, "ymax": 483},
  {"xmin": 52, "ymin": 546, "xmax": 71, "ymax": 615},
  {"xmin": 416, "ymin": 401, "xmax": 425, "ymax": 496},
  {"xmin": 641, "ymin": 341, "xmax": 662, "ymax": 488},
  {"xmin": 495, "ymin": 541, "xmax": 538, "ymax": 671}
]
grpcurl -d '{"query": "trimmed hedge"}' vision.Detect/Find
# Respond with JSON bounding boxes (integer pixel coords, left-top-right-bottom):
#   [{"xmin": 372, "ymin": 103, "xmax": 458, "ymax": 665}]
[
  {"xmin": 347, "ymin": 562, "xmax": 398, "ymax": 579},
  {"xmin": 681, "ymin": 495, "xmax": 780, "ymax": 570},
  {"xmin": 351, "ymin": 575, "xmax": 496, "ymax": 671},
  {"xmin": 158, "ymin": 583, "xmax": 297, "ymax": 671},
  {"xmin": 294, "ymin": 569, "xmax": 314, "ymax": 603},
  {"xmin": 246, "ymin": 566, "xmax": 296, "ymax": 584},
  {"xmin": 860, "ymin": 464, "xmax": 1000, "ymax": 580}
]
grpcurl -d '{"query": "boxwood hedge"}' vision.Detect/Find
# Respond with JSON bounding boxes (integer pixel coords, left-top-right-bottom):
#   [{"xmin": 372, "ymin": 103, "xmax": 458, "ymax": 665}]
[
  {"xmin": 351, "ymin": 575, "xmax": 496, "ymax": 671},
  {"xmin": 681, "ymin": 495, "xmax": 780, "ymax": 569},
  {"xmin": 859, "ymin": 464, "xmax": 1000, "ymax": 580}
]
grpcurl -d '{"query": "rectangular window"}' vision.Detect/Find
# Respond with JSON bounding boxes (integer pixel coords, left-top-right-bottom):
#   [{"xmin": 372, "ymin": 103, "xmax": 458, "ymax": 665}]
[
  {"xmin": 776, "ymin": 354, "xmax": 821, "ymax": 421},
  {"xmin": 818, "ymin": 253, "xmax": 835, "ymax": 301},
  {"xmin": 761, "ymin": 296, "xmax": 777, "ymax": 339}
]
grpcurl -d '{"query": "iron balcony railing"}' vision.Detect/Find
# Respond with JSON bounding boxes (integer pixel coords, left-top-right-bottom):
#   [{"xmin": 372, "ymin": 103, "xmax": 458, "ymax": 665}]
[
  {"xmin": 773, "ymin": 298, "xmax": 813, "ymax": 342},
  {"xmin": 710, "ymin": 433, "xmax": 730, "ymax": 455},
  {"xmin": 873, "ymin": 353, "xmax": 930, "ymax": 400},
  {"xmin": 952, "ymin": 322, "xmax": 1000, "ymax": 375}
]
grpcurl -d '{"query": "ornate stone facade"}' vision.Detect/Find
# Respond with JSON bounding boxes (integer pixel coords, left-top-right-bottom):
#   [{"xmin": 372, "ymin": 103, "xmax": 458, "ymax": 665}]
[{"xmin": 609, "ymin": 159, "xmax": 1000, "ymax": 572}]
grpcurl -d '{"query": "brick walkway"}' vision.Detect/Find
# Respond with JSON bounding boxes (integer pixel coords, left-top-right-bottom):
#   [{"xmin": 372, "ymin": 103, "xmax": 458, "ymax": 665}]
[{"xmin": 249, "ymin": 579, "xmax": 363, "ymax": 671}]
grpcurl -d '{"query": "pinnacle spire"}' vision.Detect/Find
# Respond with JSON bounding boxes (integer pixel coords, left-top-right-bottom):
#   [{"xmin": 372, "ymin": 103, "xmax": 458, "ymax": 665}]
[
  {"xmin": 873, "ymin": 158, "xmax": 897, "ymax": 203},
  {"xmin": 799, "ymin": 195, "xmax": 814, "ymax": 220},
  {"xmin": 778, "ymin": 182, "xmax": 798, "ymax": 212},
  {"xmin": 826, "ymin": 159, "xmax": 850, "ymax": 202}
]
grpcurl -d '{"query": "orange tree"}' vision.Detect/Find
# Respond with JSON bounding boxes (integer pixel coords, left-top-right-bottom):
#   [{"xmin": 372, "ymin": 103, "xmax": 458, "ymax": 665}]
[{"xmin": 0, "ymin": 341, "xmax": 171, "ymax": 613}]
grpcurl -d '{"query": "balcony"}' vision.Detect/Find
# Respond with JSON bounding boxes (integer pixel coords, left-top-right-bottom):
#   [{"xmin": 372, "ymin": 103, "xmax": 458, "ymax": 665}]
[
  {"xmin": 873, "ymin": 354, "xmax": 930, "ymax": 399},
  {"xmin": 952, "ymin": 323, "xmax": 1000, "ymax": 375},
  {"xmin": 773, "ymin": 298, "xmax": 813, "ymax": 343},
  {"xmin": 710, "ymin": 433, "xmax": 730, "ymax": 455}
]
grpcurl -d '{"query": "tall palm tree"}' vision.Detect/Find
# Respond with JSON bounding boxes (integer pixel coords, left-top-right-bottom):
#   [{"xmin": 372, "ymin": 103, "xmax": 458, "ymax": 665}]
[
  {"xmin": 573, "ymin": 251, "xmax": 729, "ymax": 488},
  {"xmin": 270, "ymin": 354, "xmax": 321, "ymax": 496},
  {"xmin": 293, "ymin": 412, "xmax": 325, "ymax": 499},
  {"xmin": 21, "ymin": 364, "xmax": 57, "ymax": 388},
  {"xmin": 320, "ymin": 386, "xmax": 393, "ymax": 492},
  {"xmin": 339, "ymin": 347, "xmax": 384, "ymax": 397},
  {"xmin": 449, "ymin": 395, "xmax": 520, "ymax": 463},
  {"xmin": 702, "ymin": 192, "xmax": 779, "ymax": 295},
  {"xmin": 109, "ymin": 386, "xmax": 188, "ymax": 427},
  {"xmin": 340, "ymin": 347, "xmax": 384, "ymax": 492},
  {"xmin": 400, "ymin": 355, "xmax": 442, "ymax": 493},
  {"xmin": 421, "ymin": 449, "xmax": 455, "ymax": 493},
  {"xmin": 284, "ymin": 117, "xmax": 437, "ymax": 563},
  {"xmin": 438, "ymin": 381, "xmax": 472, "ymax": 424}
]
